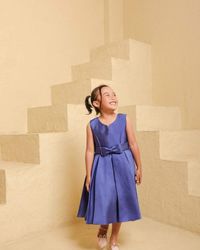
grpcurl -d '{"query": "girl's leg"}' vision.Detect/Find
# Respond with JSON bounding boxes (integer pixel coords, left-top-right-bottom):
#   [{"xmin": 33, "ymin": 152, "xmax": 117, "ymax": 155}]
[
  {"xmin": 97, "ymin": 224, "xmax": 109, "ymax": 237},
  {"xmin": 109, "ymin": 222, "xmax": 122, "ymax": 245}
]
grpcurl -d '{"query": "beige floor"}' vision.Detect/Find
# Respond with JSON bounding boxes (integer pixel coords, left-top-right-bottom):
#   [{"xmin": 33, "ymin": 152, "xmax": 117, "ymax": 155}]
[{"xmin": 1, "ymin": 217, "xmax": 200, "ymax": 250}]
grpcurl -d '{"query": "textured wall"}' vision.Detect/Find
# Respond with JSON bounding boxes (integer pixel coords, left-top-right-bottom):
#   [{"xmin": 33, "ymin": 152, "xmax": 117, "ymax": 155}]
[
  {"xmin": 124, "ymin": 0, "xmax": 200, "ymax": 128},
  {"xmin": 0, "ymin": 0, "xmax": 104, "ymax": 133}
]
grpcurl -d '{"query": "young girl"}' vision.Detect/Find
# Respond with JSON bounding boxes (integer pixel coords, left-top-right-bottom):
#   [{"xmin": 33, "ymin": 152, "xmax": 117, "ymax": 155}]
[{"xmin": 77, "ymin": 84, "xmax": 142, "ymax": 250}]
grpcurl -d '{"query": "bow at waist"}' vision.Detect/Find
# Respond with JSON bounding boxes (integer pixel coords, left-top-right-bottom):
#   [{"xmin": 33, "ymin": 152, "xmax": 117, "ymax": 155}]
[{"xmin": 95, "ymin": 141, "xmax": 130, "ymax": 156}]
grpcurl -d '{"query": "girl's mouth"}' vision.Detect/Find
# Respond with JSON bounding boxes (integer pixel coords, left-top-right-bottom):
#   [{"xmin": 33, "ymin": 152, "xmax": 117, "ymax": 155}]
[{"xmin": 109, "ymin": 101, "xmax": 117, "ymax": 105}]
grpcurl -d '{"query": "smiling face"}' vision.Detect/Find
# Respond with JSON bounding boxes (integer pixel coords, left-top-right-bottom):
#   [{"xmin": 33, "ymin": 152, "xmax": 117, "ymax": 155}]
[{"xmin": 93, "ymin": 86, "xmax": 118, "ymax": 113}]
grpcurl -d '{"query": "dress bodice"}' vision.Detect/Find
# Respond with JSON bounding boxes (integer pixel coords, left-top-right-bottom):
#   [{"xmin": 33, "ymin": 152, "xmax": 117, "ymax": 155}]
[{"xmin": 89, "ymin": 113, "xmax": 128, "ymax": 149}]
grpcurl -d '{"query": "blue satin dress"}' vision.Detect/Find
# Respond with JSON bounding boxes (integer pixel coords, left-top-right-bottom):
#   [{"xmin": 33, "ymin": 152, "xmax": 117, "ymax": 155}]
[{"xmin": 76, "ymin": 113, "xmax": 142, "ymax": 224}]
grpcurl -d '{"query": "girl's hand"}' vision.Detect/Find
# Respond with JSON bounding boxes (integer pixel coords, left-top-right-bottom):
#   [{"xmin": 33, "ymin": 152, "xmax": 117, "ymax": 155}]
[
  {"xmin": 135, "ymin": 168, "xmax": 142, "ymax": 185},
  {"xmin": 85, "ymin": 176, "xmax": 91, "ymax": 192}
]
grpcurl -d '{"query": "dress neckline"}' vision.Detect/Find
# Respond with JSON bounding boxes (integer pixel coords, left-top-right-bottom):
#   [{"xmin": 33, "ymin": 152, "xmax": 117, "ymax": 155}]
[{"xmin": 97, "ymin": 113, "xmax": 119, "ymax": 127}]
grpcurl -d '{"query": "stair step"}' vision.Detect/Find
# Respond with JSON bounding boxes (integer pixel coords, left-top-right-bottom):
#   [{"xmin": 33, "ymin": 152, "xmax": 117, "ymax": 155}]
[
  {"xmin": 27, "ymin": 104, "xmax": 93, "ymax": 133},
  {"xmin": 90, "ymin": 39, "xmax": 130, "ymax": 61},
  {"xmin": 51, "ymin": 79, "xmax": 112, "ymax": 105},
  {"xmin": 27, "ymin": 105, "xmax": 69, "ymax": 133},
  {"xmin": 159, "ymin": 130, "xmax": 200, "ymax": 161},
  {"xmin": 90, "ymin": 38, "xmax": 151, "ymax": 63},
  {"xmin": 136, "ymin": 105, "xmax": 182, "ymax": 131},
  {"xmin": 118, "ymin": 104, "xmax": 182, "ymax": 131},
  {"xmin": 71, "ymin": 57, "xmax": 117, "ymax": 81},
  {"xmin": 0, "ymin": 134, "xmax": 40, "ymax": 163}
]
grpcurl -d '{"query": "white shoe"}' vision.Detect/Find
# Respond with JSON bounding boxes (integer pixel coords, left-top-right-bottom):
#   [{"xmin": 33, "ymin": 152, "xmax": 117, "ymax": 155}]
[
  {"xmin": 109, "ymin": 242, "xmax": 120, "ymax": 250},
  {"xmin": 97, "ymin": 226, "xmax": 108, "ymax": 249},
  {"xmin": 97, "ymin": 235, "xmax": 108, "ymax": 249}
]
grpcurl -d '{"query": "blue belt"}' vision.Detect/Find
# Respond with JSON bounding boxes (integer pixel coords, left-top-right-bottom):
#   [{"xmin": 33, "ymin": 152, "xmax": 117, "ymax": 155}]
[{"xmin": 95, "ymin": 141, "xmax": 130, "ymax": 156}]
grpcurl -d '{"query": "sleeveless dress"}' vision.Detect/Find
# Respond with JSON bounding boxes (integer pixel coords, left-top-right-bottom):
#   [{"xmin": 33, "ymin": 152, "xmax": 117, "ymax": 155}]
[{"xmin": 76, "ymin": 113, "xmax": 142, "ymax": 224}]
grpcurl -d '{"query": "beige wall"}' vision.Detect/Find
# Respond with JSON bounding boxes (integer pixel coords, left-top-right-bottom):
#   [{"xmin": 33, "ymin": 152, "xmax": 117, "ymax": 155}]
[
  {"xmin": 104, "ymin": 0, "xmax": 124, "ymax": 43},
  {"xmin": 0, "ymin": 0, "xmax": 104, "ymax": 133},
  {"xmin": 124, "ymin": 0, "xmax": 200, "ymax": 128}
]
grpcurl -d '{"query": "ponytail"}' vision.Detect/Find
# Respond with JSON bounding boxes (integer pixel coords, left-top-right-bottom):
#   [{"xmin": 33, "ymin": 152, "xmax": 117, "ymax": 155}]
[{"xmin": 85, "ymin": 95, "xmax": 93, "ymax": 115}]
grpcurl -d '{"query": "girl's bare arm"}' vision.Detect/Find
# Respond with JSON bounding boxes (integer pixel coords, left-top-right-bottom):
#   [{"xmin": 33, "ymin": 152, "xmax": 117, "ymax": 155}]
[
  {"xmin": 85, "ymin": 122, "xmax": 95, "ymax": 179},
  {"xmin": 125, "ymin": 115, "xmax": 142, "ymax": 171}
]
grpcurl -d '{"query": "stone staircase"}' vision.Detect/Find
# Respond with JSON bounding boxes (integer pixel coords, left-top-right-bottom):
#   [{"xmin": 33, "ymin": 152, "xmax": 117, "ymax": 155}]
[{"xmin": 0, "ymin": 38, "xmax": 199, "ymax": 243}]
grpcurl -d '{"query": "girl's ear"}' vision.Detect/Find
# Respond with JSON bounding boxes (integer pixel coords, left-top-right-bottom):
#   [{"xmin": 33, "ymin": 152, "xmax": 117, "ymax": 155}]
[{"xmin": 92, "ymin": 100, "xmax": 100, "ymax": 108}]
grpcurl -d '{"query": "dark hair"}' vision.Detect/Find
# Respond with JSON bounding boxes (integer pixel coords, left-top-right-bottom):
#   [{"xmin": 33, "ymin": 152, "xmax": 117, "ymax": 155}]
[{"xmin": 85, "ymin": 84, "xmax": 109, "ymax": 115}]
